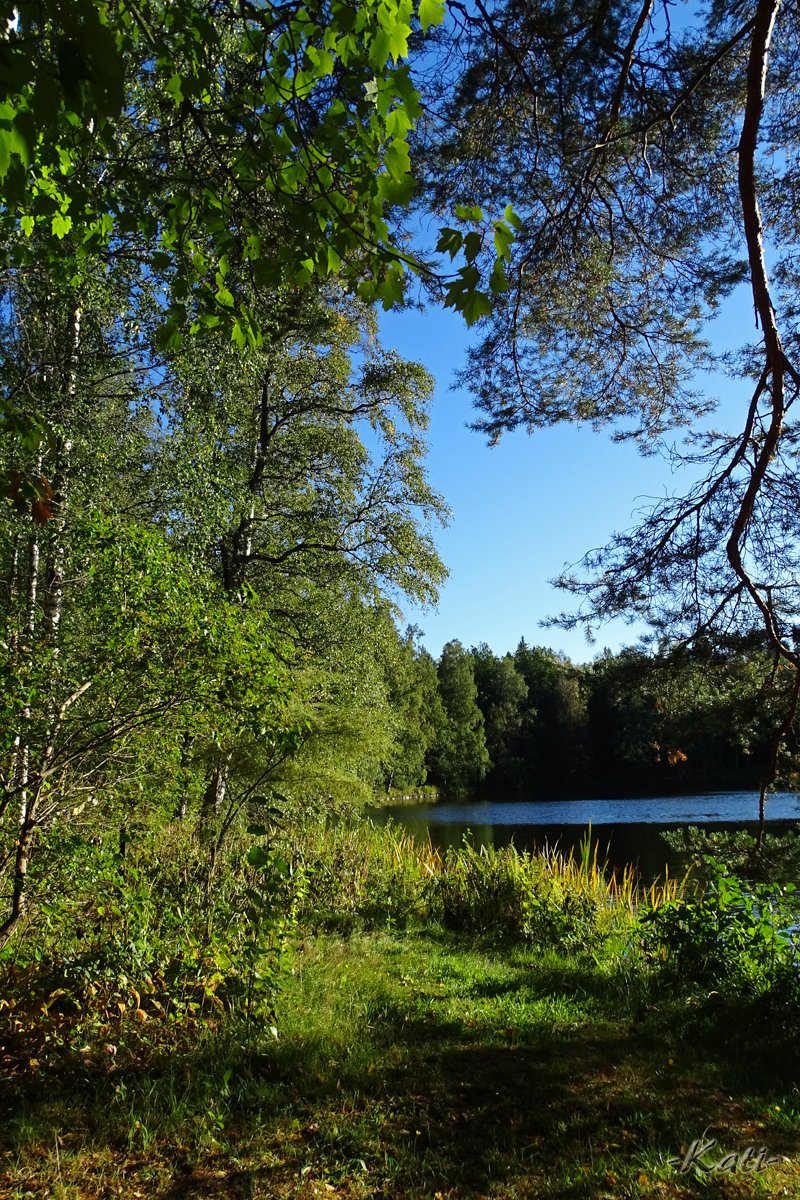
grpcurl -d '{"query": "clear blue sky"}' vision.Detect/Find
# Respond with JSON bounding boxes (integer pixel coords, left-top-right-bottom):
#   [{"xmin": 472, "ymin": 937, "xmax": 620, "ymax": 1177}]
[{"xmin": 381, "ymin": 293, "xmax": 754, "ymax": 666}]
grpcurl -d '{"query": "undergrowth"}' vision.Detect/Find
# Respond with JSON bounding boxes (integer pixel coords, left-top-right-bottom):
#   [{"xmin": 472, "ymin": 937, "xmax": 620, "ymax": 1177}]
[{"xmin": 3, "ymin": 815, "xmax": 800, "ymax": 1197}]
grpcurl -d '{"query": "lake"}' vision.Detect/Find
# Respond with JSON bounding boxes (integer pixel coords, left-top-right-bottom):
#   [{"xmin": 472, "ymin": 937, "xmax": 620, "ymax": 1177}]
[{"xmin": 369, "ymin": 791, "xmax": 800, "ymax": 882}]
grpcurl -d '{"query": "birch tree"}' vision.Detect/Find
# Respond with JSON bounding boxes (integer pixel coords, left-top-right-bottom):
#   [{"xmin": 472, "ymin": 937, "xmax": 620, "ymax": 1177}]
[{"xmin": 151, "ymin": 289, "xmax": 447, "ymax": 826}]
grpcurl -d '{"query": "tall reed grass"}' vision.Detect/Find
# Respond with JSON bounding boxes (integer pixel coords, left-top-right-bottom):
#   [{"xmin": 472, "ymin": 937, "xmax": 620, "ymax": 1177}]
[{"xmin": 290, "ymin": 817, "xmax": 684, "ymax": 949}]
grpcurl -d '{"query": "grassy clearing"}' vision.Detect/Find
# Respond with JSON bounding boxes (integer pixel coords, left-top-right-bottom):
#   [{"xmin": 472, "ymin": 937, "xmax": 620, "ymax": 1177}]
[
  {"xmin": 3, "ymin": 927, "xmax": 800, "ymax": 1199},
  {"xmin": 3, "ymin": 818, "xmax": 800, "ymax": 1198}
]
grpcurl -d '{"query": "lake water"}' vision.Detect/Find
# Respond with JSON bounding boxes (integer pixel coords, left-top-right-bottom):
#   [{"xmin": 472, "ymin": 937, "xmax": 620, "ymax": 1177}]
[{"xmin": 370, "ymin": 791, "xmax": 800, "ymax": 882}]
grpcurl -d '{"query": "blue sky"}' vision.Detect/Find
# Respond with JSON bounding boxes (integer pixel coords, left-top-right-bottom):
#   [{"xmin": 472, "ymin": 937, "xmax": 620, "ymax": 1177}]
[{"xmin": 382, "ymin": 293, "xmax": 755, "ymax": 666}]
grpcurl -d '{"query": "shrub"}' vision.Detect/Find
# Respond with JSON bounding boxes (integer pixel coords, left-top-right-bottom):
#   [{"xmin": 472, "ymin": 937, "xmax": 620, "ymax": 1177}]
[
  {"xmin": 1, "ymin": 819, "xmax": 297, "ymax": 1030},
  {"xmin": 428, "ymin": 837, "xmax": 640, "ymax": 952},
  {"xmin": 636, "ymin": 856, "xmax": 800, "ymax": 998}
]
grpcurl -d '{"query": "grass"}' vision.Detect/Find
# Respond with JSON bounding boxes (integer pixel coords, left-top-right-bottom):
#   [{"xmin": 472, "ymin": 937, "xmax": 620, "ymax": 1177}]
[
  {"xmin": 2, "ymin": 817, "xmax": 799, "ymax": 1198},
  {"xmin": 292, "ymin": 819, "xmax": 683, "ymax": 941},
  {"xmin": 3, "ymin": 926, "xmax": 800, "ymax": 1199}
]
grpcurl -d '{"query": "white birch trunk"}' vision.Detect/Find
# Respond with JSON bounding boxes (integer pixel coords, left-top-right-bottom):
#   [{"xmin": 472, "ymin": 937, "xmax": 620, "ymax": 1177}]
[{"xmin": 0, "ymin": 305, "xmax": 81, "ymax": 945}]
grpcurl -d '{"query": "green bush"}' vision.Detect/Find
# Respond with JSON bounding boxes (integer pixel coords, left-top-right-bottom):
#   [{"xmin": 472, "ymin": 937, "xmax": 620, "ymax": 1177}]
[
  {"xmin": 662, "ymin": 824, "xmax": 800, "ymax": 883},
  {"xmin": 290, "ymin": 818, "xmax": 432, "ymax": 931},
  {"xmin": 431, "ymin": 842, "xmax": 534, "ymax": 935},
  {"xmin": 636, "ymin": 857, "xmax": 800, "ymax": 998},
  {"xmin": 1, "ymin": 819, "xmax": 296, "ymax": 1029}
]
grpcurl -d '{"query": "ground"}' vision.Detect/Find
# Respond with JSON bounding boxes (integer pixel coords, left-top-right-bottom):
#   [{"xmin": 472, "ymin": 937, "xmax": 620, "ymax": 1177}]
[{"xmin": 2, "ymin": 929, "xmax": 800, "ymax": 1199}]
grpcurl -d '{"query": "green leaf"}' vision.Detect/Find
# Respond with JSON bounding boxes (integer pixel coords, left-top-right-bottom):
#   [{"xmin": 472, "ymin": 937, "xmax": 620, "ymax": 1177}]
[
  {"xmin": 503, "ymin": 203, "xmax": 523, "ymax": 230},
  {"xmin": 156, "ymin": 314, "xmax": 185, "ymax": 352},
  {"xmin": 244, "ymin": 234, "xmax": 261, "ymax": 259},
  {"xmin": 247, "ymin": 845, "xmax": 272, "ymax": 869},
  {"xmin": 419, "ymin": 0, "xmax": 445, "ymax": 31},
  {"xmin": 489, "ymin": 258, "xmax": 509, "ymax": 294},
  {"xmin": 444, "ymin": 265, "xmax": 492, "ymax": 325},
  {"xmin": 369, "ymin": 260, "xmax": 406, "ymax": 308},
  {"xmin": 454, "ymin": 204, "xmax": 483, "ymax": 222},
  {"xmin": 386, "ymin": 22, "xmax": 411, "ymax": 62},
  {"xmin": 166, "ymin": 73, "xmax": 184, "ymax": 104},
  {"xmin": 369, "ymin": 29, "xmax": 391, "ymax": 68},
  {"xmin": 52, "ymin": 211, "xmax": 73, "ymax": 239},
  {"xmin": 493, "ymin": 219, "xmax": 515, "ymax": 261},
  {"xmin": 463, "ymin": 231, "xmax": 482, "ymax": 262},
  {"xmin": 435, "ymin": 227, "xmax": 463, "ymax": 259},
  {"xmin": 376, "ymin": 171, "xmax": 414, "ymax": 205},
  {"xmin": 385, "ymin": 137, "xmax": 410, "ymax": 179},
  {"xmin": 0, "ymin": 101, "xmax": 30, "ymax": 179},
  {"xmin": 385, "ymin": 106, "xmax": 412, "ymax": 138},
  {"xmin": 305, "ymin": 45, "xmax": 335, "ymax": 75}
]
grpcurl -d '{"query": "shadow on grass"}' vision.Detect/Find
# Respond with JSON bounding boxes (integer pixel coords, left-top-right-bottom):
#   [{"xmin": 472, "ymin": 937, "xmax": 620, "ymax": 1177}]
[{"xmin": 3, "ymin": 936, "xmax": 800, "ymax": 1199}]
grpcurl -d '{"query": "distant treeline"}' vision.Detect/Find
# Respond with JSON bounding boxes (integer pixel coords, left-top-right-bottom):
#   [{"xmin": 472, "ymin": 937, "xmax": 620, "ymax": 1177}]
[{"xmin": 388, "ymin": 634, "xmax": 794, "ymax": 800}]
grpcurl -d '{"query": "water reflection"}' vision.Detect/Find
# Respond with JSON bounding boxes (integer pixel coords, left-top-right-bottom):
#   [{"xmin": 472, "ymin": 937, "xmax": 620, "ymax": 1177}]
[{"xmin": 370, "ymin": 792, "xmax": 800, "ymax": 882}]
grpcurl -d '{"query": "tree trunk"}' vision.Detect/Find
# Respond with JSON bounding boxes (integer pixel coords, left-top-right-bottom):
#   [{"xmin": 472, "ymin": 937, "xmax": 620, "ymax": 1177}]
[
  {"xmin": 0, "ymin": 784, "xmax": 41, "ymax": 946},
  {"xmin": 0, "ymin": 305, "xmax": 81, "ymax": 944},
  {"xmin": 200, "ymin": 755, "xmax": 232, "ymax": 829},
  {"xmin": 174, "ymin": 732, "xmax": 196, "ymax": 820}
]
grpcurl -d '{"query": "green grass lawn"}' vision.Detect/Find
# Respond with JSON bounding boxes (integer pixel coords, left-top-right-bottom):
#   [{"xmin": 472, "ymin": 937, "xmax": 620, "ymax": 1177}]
[{"xmin": 3, "ymin": 927, "xmax": 800, "ymax": 1199}]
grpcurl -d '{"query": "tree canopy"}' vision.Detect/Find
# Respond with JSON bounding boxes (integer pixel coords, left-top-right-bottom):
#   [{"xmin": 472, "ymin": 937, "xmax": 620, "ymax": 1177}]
[
  {"xmin": 411, "ymin": 0, "xmax": 800, "ymax": 809},
  {"xmin": 5, "ymin": 0, "xmax": 800, "ymax": 868}
]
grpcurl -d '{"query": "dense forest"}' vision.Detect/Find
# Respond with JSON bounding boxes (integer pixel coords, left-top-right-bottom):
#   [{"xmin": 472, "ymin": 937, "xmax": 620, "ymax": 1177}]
[{"xmin": 399, "ymin": 635, "xmax": 798, "ymax": 799}]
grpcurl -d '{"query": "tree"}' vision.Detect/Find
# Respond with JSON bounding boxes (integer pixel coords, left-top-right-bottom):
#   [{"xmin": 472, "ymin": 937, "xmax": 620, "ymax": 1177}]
[
  {"xmin": 0, "ymin": 260, "xmax": 159, "ymax": 940},
  {"xmin": 418, "ymin": 0, "xmax": 800, "ymax": 825},
  {"xmin": 149, "ymin": 287, "xmax": 447, "ymax": 819},
  {"xmin": 383, "ymin": 626, "xmax": 447, "ymax": 791},
  {"xmin": 470, "ymin": 642, "xmax": 527, "ymax": 792},
  {"xmin": 1, "ymin": 0, "xmax": 525, "ymax": 506},
  {"xmin": 156, "ymin": 293, "xmax": 446, "ymax": 606},
  {"xmin": 0, "ymin": 0, "xmax": 444, "ymax": 332},
  {"xmin": 512, "ymin": 641, "xmax": 588, "ymax": 791},
  {"xmin": 0, "ymin": 1, "xmax": 472, "ymax": 951},
  {"xmin": 0, "ymin": 509, "xmax": 298, "ymax": 942},
  {"xmin": 0, "ymin": 231, "xmax": 448, "ymax": 944},
  {"xmin": 428, "ymin": 639, "xmax": 489, "ymax": 794},
  {"xmin": 584, "ymin": 639, "xmax": 789, "ymax": 792}
]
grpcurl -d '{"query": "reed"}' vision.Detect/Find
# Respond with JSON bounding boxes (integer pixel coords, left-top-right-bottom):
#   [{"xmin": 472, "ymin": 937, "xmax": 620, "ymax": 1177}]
[{"xmin": 292, "ymin": 816, "xmax": 686, "ymax": 944}]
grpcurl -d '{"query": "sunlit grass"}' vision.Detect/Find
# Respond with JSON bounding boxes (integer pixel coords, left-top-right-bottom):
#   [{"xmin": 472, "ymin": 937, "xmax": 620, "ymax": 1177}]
[
  {"xmin": 3, "ymin": 817, "xmax": 799, "ymax": 1199},
  {"xmin": 4, "ymin": 927, "xmax": 800, "ymax": 1198}
]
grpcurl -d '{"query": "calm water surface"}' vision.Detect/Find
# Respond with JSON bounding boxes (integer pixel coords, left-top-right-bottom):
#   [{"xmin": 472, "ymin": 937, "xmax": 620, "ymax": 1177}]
[{"xmin": 371, "ymin": 791, "xmax": 800, "ymax": 881}]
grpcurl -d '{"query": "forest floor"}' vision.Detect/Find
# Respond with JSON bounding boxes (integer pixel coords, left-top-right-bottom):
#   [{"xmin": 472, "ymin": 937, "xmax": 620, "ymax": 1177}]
[{"xmin": 2, "ymin": 928, "xmax": 800, "ymax": 1199}]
